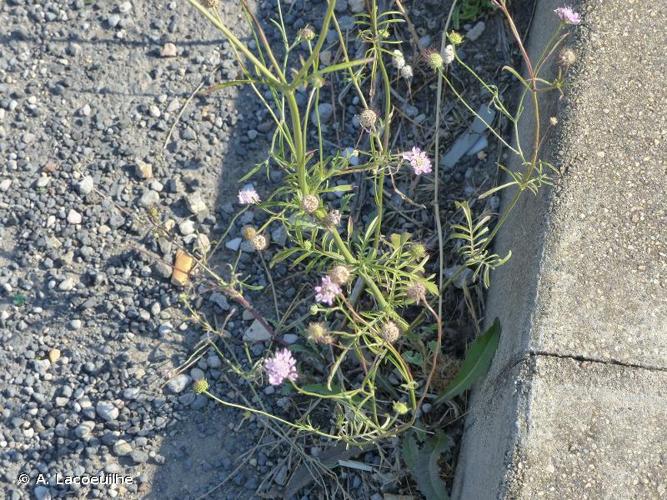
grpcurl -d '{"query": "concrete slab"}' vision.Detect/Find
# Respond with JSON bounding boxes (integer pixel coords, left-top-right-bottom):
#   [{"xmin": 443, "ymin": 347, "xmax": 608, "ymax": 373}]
[
  {"xmin": 453, "ymin": 0, "xmax": 667, "ymax": 497},
  {"xmin": 504, "ymin": 357, "xmax": 667, "ymax": 499}
]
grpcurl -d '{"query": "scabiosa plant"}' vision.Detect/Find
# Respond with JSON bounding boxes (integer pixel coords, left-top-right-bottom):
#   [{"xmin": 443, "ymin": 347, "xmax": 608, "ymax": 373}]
[
  {"xmin": 402, "ymin": 147, "xmax": 433, "ymax": 175},
  {"xmin": 238, "ymin": 185, "xmax": 260, "ymax": 205},
  {"xmin": 554, "ymin": 6, "xmax": 581, "ymax": 25},
  {"xmin": 314, "ymin": 275, "xmax": 342, "ymax": 305},
  {"xmin": 264, "ymin": 349, "xmax": 298, "ymax": 385}
]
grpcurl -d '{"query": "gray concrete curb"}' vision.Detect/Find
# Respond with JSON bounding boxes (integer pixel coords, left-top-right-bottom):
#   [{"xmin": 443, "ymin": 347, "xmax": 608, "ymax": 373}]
[{"xmin": 452, "ymin": 0, "xmax": 667, "ymax": 498}]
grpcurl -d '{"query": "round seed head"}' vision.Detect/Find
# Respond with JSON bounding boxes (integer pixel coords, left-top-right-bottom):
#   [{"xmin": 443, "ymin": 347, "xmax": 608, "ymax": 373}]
[
  {"xmin": 252, "ymin": 234, "xmax": 269, "ymax": 251},
  {"xmin": 380, "ymin": 321, "xmax": 401, "ymax": 344},
  {"xmin": 359, "ymin": 108, "xmax": 378, "ymax": 129},
  {"xmin": 241, "ymin": 225, "xmax": 257, "ymax": 241},
  {"xmin": 448, "ymin": 31, "xmax": 464, "ymax": 45},
  {"xmin": 410, "ymin": 243, "xmax": 428, "ymax": 260},
  {"xmin": 329, "ymin": 265, "xmax": 351, "ymax": 285},
  {"xmin": 193, "ymin": 379, "xmax": 209, "ymax": 394},
  {"xmin": 558, "ymin": 48, "xmax": 576, "ymax": 67},
  {"xmin": 426, "ymin": 51, "xmax": 444, "ymax": 71},
  {"xmin": 298, "ymin": 25, "xmax": 316, "ymax": 42},
  {"xmin": 306, "ymin": 322, "xmax": 333, "ymax": 345},
  {"xmin": 324, "ymin": 209, "xmax": 341, "ymax": 228},
  {"xmin": 301, "ymin": 194, "xmax": 320, "ymax": 214},
  {"xmin": 407, "ymin": 282, "xmax": 426, "ymax": 303},
  {"xmin": 393, "ymin": 401, "xmax": 409, "ymax": 415}
]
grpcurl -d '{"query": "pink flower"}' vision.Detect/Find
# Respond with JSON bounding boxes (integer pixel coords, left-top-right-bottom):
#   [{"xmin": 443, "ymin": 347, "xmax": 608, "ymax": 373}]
[
  {"xmin": 238, "ymin": 185, "xmax": 260, "ymax": 205},
  {"xmin": 402, "ymin": 147, "xmax": 432, "ymax": 175},
  {"xmin": 264, "ymin": 348, "xmax": 298, "ymax": 386},
  {"xmin": 314, "ymin": 275, "xmax": 342, "ymax": 305},
  {"xmin": 554, "ymin": 6, "xmax": 581, "ymax": 25}
]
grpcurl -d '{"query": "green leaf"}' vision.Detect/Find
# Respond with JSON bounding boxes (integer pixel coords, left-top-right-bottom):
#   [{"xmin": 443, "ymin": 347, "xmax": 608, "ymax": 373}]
[
  {"xmin": 434, "ymin": 319, "xmax": 501, "ymax": 406},
  {"xmin": 402, "ymin": 432, "xmax": 451, "ymax": 500}
]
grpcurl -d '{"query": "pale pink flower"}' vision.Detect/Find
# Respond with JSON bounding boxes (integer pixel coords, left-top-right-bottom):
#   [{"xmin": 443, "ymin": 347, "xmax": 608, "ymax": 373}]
[
  {"xmin": 238, "ymin": 185, "xmax": 260, "ymax": 205},
  {"xmin": 402, "ymin": 147, "xmax": 432, "ymax": 175},
  {"xmin": 264, "ymin": 348, "xmax": 298, "ymax": 386},
  {"xmin": 314, "ymin": 275, "xmax": 342, "ymax": 305},
  {"xmin": 554, "ymin": 6, "xmax": 581, "ymax": 25}
]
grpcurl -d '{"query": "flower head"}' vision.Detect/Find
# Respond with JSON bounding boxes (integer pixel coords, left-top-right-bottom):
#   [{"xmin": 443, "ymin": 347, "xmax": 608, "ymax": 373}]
[
  {"xmin": 402, "ymin": 147, "xmax": 432, "ymax": 175},
  {"xmin": 314, "ymin": 275, "xmax": 342, "ymax": 305},
  {"xmin": 324, "ymin": 209, "xmax": 341, "ymax": 229},
  {"xmin": 306, "ymin": 322, "xmax": 334, "ymax": 345},
  {"xmin": 359, "ymin": 108, "xmax": 378, "ymax": 130},
  {"xmin": 425, "ymin": 50, "xmax": 444, "ymax": 71},
  {"xmin": 558, "ymin": 47, "xmax": 577, "ymax": 67},
  {"xmin": 252, "ymin": 234, "xmax": 269, "ymax": 251},
  {"xmin": 407, "ymin": 282, "xmax": 426, "ymax": 304},
  {"xmin": 443, "ymin": 44, "xmax": 455, "ymax": 65},
  {"xmin": 554, "ymin": 6, "xmax": 581, "ymax": 25},
  {"xmin": 380, "ymin": 321, "xmax": 401, "ymax": 343},
  {"xmin": 241, "ymin": 225, "xmax": 257, "ymax": 241},
  {"xmin": 301, "ymin": 194, "xmax": 320, "ymax": 214},
  {"xmin": 264, "ymin": 348, "xmax": 298, "ymax": 386},
  {"xmin": 298, "ymin": 25, "xmax": 316, "ymax": 41},
  {"xmin": 238, "ymin": 185, "xmax": 260, "ymax": 205},
  {"xmin": 193, "ymin": 379, "xmax": 209, "ymax": 394},
  {"xmin": 329, "ymin": 265, "xmax": 351, "ymax": 285},
  {"xmin": 393, "ymin": 401, "xmax": 409, "ymax": 415},
  {"xmin": 448, "ymin": 31, "xmax": 464, "ymax": 45},
  {"xmin": 392, "ymin": 49, "xmax": 406, "ymax": 69},
  {"xmin": 400, "ymin": 64, "xmax": 413, "ymax": 80}
]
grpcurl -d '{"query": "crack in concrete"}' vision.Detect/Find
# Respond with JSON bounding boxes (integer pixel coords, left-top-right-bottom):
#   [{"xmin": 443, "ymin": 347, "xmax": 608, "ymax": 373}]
[{"xmin": 528, "ymin": 350, "xmax": 667, "ymax": 373}]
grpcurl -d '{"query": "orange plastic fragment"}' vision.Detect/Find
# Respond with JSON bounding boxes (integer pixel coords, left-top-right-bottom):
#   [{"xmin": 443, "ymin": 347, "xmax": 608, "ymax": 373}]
[{"xmin": 171, "ymin": 250, "xmax": 194, "ymax": 286}]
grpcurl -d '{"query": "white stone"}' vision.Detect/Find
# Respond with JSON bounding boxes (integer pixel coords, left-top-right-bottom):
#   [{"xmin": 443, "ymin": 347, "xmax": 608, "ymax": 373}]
[
  {"xmin": 67, "ymin": 209, "xmax": 82, "ymax": 224},
  {"xmin": 243, "ymin": 319, "xmax": 272, "ymax": 343}
]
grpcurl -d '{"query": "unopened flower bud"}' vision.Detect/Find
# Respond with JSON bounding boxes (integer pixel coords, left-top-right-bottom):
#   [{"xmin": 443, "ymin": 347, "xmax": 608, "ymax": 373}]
[
  {"xmin": 558, "ymin": 48, "xmax": 576, "ymax": 67},
  {"xmin": 301, "ymin": 194, "xmax": 320, "ymax": 214},
  {"xmin": 359, "ymin": 108, "xmax": 378, "ymax": 130},
  {"xmin": 329, "ymin": 265, "xmax": 351, "ymax": 285},
  {"xmin": 380, "ymin": 321, "xmax": 400, "ymax": 343},
  {"xmin": 241, "ymin": 225, "xmax": 257, "ymax": 241},
  {"xmin": 199, "ymin": 0, "xmax": 218, "ymax": 9},
  {"xmin": 193, "ymin": 379, "xmax": 209, "ymax": 394},
  {"xmin": 252, "ymin": 234, "xmax": 269, "ymax": 251},
  {"xmin": 393, "ymin": 401, "xmax": 409, "ymax": 415}
]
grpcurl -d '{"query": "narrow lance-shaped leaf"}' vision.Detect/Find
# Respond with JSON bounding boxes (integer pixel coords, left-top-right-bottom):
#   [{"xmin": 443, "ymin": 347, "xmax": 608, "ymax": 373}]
[{"xmin": 434, "ymin": 318, "xmax": 501, "ymax": 406}]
